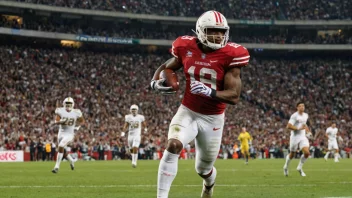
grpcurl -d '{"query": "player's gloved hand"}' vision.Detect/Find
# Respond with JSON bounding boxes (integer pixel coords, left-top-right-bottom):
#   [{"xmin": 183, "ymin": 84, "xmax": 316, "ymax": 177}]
[
  {"xmin": 121, "ymin": 132, "xmax": 125, "ymax": 137},
  {"xmin": 190, "ymin": 81, "xmax": 216, "ymax": 98},
  {"xmin": 74, "ymin": 126, "xmax": 81, "ymax": 131},
  {"xmin": 150, "ymin": 79, "xmax": 175, "ymax": 95},
  {"xmin": 144, "ymin": 128, "xmax": 148, "ymax": 133}
]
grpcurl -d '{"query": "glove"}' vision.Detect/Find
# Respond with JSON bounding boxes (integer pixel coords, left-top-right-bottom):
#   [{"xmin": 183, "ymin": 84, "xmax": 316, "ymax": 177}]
[
  {"xmin": 150, "ymin": 79, "xmax": 175, "ymax": 95},
  {"xmin": 74, "ymin": 126, "xmax": 81, "ymax": 131},
  {"xmin": 190, "ymin": 81, "xmax": 215, "ymax": 98},
  {"xmin": 121, "ymin": 132, "xmax": 125, "ymax": 137},
  {"xmin": 144, "ymin": 128, "xmax": 148, "ymax": 133}
]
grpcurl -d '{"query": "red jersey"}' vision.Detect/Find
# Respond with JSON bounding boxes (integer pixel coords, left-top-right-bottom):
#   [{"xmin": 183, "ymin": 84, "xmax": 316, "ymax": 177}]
[{"xmin": 171, "ymin": 36, "xmax": 250, "ymax": 115}]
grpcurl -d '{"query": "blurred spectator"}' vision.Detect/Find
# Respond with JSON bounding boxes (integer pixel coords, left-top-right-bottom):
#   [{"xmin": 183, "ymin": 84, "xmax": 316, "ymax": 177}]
[
  {"xmin": 1, "ymin": 15, "xmax": 351, "ymax": 44},
  {"xmin": 6, "ymin": 0, "xmax": 352, "ymax": 20},
  {"xmin": 0, "ymin": 45, "xmax": 350, "ymax": 160}
]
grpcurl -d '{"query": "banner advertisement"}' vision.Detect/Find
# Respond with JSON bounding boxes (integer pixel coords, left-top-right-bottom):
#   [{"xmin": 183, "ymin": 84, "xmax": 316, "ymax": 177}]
[
  {"xmin": 75, "ymin": 35, "xmax": 139, "ymax": 44},
  {"xmin": 0, "ymin": 151, "xmax": 24, "ymax": 162}
]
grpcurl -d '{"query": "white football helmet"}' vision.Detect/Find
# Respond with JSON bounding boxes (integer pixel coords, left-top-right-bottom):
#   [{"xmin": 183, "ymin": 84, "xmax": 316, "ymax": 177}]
[
  {"xmin": 63, "ymin": 97, "xmax": 74, "ymax": 111},
  {"xmin": 130, "ymin": 104, "xmax": 138, "ymax": 115},
  {"xmin": 195, "ymin": 10, "xmax": 230, "ymax": 50}
]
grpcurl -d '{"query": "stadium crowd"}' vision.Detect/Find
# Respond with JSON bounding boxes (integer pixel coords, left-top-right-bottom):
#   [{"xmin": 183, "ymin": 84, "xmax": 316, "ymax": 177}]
[
  {"xmin": 0, "ymin": 45, "xmax": 351, "ymax": 161},
  {"xmin": 1, "ymin": 15, "xmax": 351, "ymax": 45},
  {"xmin": 6, "ymin": 0, "xmax": 352, "ymax": 20}
]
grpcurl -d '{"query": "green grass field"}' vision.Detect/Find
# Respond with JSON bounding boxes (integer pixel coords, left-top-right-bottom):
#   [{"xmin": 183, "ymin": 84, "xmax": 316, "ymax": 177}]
[{"xmin": 0, "ymin": 159, "xmax": 351, "ymax": 198}]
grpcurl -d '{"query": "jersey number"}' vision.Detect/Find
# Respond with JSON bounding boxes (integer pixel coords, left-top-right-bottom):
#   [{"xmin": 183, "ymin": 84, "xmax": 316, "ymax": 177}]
[
  {"xmin": 62, "ymin": 118, "xmax": 74, "ymax": 126},
  {"xmin": 181, "ymin": 36, "xmax": 195, "ymax": 40},
  {"xmin": 130, "ymin": 121, "xmax": 140, "ymax": 129},
  {"xmin": 187, "ymin": 66, "xmax": 217, "ymax": 89}
]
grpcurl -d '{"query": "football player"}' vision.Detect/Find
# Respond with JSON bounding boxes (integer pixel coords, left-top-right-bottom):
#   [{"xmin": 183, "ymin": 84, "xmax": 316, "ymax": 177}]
[
  {"xmin": 122, "ymin": 104, "xmax": 147, "ymax": 168},
  {"xmin": 238, "ymin": 127, "xmax": 252, "ymax": 165},
  {"xmin": 150, "ymin": 11, "xmax": 250, "ymax": 198},
  {"xmin": 324, "ymin": 123, "xmax": 340, "ymax": 162},
  {"xmin": 52, "ymin": 97, "xmax": 84, "ymax": 173},
  {"xmin": 283, "ymin": 102, "xmax": 311, "ymax": 177}
]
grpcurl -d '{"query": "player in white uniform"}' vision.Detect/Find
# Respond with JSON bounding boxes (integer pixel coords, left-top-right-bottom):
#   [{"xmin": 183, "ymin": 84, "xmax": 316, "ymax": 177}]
[
  {"xmin": 52, "ymin": 97, "xmax": 84, "ymax": 173},
  {"xmin": 283, "ymin": 102, "xmax": 312, "ymax": 177},
  {"xmin": 122, "ymin": 104, "xmax": 147, "ymax": 168},
  {"xmin": 324, "ymin": 123, "xmax": 340, "ymax": 162}
]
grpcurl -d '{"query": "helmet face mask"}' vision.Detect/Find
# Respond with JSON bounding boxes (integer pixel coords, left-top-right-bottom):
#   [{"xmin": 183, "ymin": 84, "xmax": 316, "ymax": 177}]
[
  {"xmin": 204, "ymin": 28, "xmax": 227, "ymax": 45},
  {"xmin": 195, "ymin": 11, "xmax": 230, "ymax": 50},
  {"xmin": 63, "ymin": 97, "xmax": 74, "ymax": 112},
  {"xmin": 64, "ymin": 102, "xmax": 73, "ymax": 111},
  {"xmin": 130, "ymin": 104, "xmax": 138, "ymax": 115}
]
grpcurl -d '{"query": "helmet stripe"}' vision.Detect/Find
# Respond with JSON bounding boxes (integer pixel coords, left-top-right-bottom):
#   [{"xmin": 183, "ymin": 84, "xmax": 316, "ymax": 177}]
[
  {"xmin": 216, "ymin": 11, "xmax": 222, "ymax": 23},
  {"xmin": 213, "ymin": 11, "xmax": 219, "ymax": 23}
]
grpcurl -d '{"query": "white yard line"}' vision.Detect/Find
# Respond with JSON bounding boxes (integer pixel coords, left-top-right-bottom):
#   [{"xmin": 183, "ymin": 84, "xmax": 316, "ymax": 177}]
[
  {"xmin": 321, "ymin": 197, "xmax": 352, "ymax": 198},
  {"xmin": 1, "ymin": 182, "xmax": 352, "ymax": 188},
  {"xmin": 105, "ymin": 168, "xmax": 352, "ymax": 172}
]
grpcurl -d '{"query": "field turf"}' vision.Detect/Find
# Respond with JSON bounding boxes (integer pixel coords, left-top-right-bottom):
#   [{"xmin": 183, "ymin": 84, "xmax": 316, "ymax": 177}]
[{"xmin": 0, "ymin": 159, "xmax": 351, "ymax": 198}]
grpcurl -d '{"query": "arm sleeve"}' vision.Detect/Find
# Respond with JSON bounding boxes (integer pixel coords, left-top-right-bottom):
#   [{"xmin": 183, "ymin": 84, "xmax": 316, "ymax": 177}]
[
  {"xmin": 77, "ymin": 109, "xmax": 83, "ymax": 118},
  {"xmin": 55, "ymin": 108, "xmax": 61, "ymax": 116},
  {"xmin": 288, "ymin": 114, "xmax": 296, "ymax": 125},
  {"xmin": 169, "ymin": 36, "xmax": 194, "ymax": 61},
  {"xmin": 227, "ymin": 45, "xmax": 250, "ymax": 68},
  {"xmin": 124, "ymin": 115, "xmax": 128, "ymax": 123}
]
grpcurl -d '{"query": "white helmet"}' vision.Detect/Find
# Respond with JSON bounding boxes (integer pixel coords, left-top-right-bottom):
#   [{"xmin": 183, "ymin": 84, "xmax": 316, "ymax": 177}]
[
  {"xmin": 130, "ymin": 104, "xmax": 138, "ymax": 114},
  {"xmin": 195, "ymin": 10, "xmax": 230, "ymax": 50},
  {"xmin": 63, "ymin": 97, "xmax": 74, "ymax": 111}
]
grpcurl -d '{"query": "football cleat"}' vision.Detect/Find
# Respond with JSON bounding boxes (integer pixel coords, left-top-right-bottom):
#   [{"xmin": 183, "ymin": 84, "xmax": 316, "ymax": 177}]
[
  {"xmin": 201, "ymin": 182, "xmax": 214, "ymax": 198},
  {"xmin": 52, "ymin": 168, "xmax": 59, "ymax": 174},
  {"xmin": 132, "ymin": 163, "xmax": 137, "ymax": 168},
  {"xmin": 297, "ymin": 168, "xmax": 306, "ymax": 177},
  {"xmin": 70, "ymin": 163, "xmax": 74, "ymax": 170}
]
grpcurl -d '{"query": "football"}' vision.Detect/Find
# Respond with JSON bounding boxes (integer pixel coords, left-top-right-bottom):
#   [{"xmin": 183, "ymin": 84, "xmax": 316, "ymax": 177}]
[{"xmin": 159, "ymin": 68, "xmax": 179, "ymax": 91}]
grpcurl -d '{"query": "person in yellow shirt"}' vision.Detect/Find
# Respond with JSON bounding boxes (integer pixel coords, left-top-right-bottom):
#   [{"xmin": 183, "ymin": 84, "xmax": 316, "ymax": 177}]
[{"xmin": 238, "ymin": 127, "xmax": 253, "ymax": 164}]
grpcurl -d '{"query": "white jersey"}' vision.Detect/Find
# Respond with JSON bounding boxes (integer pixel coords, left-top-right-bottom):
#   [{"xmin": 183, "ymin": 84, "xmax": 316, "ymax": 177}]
[
  {"xmin": 326, "ymin": 127, "xmax": 338, "ymax": 142},
  {"xmin": 125, "ymin": 114, "xmax": 145, "ymax": 136},
  {"xmin": 55, "ymin": 107, "xmax": 82, "ymax": 134},
  {"xmin": 288, "ymin": 112, "xmax": 309, "ymax": 136}
]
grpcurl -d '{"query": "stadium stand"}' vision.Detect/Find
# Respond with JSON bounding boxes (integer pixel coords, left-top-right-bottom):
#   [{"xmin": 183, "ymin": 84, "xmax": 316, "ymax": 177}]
[
  {"xmin": 0, "ymin": 45, "xmax": 351, "ymax": 160},
  {"xmin": 0, "ymin": 0, "xmax": 351, "ymax": 161},
  {"xmin": 5, "ymin": 0, "xmax": 352, "ymax": 20}
]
